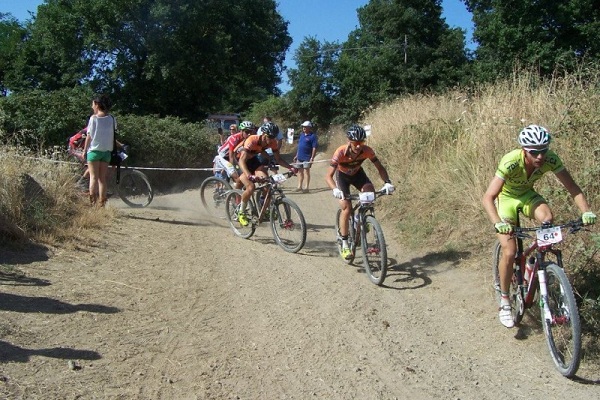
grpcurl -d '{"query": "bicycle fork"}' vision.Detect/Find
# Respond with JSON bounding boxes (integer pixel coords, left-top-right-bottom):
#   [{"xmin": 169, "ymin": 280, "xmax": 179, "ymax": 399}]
[{"xmin": 537, "ymin": 269, "xmax": 555, "ymax": 324}]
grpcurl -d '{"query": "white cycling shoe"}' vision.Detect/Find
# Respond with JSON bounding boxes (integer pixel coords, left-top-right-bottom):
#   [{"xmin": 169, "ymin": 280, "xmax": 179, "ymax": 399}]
[{"xmin": 498, "ymin": 304, "xmax": 514, "ymax": 328}]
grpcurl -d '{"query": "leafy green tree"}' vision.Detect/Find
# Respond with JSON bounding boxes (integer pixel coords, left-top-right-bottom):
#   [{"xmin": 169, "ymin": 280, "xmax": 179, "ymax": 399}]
[
  {"xmin": 465, "ymin": 0, "xmax": 600, "ymax": 80},
  {"xmin": 286, "ymin": 37, "xmax": 338, "ymax": 127},
  {"xmin": 2, "ymin": 0, "xmax": 291, "ymax": 121},
  {"xmin": 333, "ymin": 0, "xmax": 469, "ymax": 123},
  {"xmin": 0, "ymin": 14, "xmax": 27, "ymax": 95}
]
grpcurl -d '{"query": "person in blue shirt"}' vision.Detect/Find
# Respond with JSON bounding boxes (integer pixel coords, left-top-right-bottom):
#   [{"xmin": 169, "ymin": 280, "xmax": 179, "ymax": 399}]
[{"xmin": 293, "ymin": 120, "xmax": 318, "ymax": 193}]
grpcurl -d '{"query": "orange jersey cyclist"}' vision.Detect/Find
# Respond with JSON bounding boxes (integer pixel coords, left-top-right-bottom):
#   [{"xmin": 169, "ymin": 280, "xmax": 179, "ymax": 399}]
[
  {"xmin": 234, "ymin": 121, "xmax": 297, "ymax": 226},
  {"xmin": 325, "ymin": 124, "xmax": 395, "ymax": 259}
]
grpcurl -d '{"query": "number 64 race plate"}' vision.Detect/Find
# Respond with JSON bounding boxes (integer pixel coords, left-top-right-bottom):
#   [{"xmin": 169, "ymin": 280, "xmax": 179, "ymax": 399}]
[{"xmin": 536, "ymin": 226, "xmax": 562, "ymax": 246}]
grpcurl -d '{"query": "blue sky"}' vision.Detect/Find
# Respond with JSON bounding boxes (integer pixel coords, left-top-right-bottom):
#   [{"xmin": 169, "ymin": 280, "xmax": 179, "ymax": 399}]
[{"xmin": 1, "ymin": 0, "xmax": 474, "ymax": 92}]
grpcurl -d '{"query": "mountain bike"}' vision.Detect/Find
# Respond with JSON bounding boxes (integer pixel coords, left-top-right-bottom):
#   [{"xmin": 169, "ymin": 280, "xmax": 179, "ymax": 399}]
[
  {"xmin": 72, "ymin": 150, "xmax": 154, "ymax": 208},
  {"xmin": 492, "ymin": 218, "xmax": 586, "ymax": 377},
  {"xmin": 335, "ymin": 190, "xmax": 389, "ymax": 285},
  {"xmin": 199, "ymin": 174, "xmax": 232, "ymax": 218},
  {"xmin": 224, "ymin": 171, "xmax": 306, "ymax": 253}
]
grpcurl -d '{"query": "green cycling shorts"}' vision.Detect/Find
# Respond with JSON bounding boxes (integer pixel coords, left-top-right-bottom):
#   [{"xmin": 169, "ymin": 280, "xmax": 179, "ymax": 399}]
[
  {"xmin": 496, "ymin": 190, "xmax": 546, "ymax": 225},
  {"xmin": 87, "ymin": 150, "xmax": 111, "ymax": 163}
]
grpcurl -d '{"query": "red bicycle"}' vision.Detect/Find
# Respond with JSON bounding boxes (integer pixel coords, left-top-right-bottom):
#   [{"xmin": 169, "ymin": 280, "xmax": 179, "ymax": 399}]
[{"xmin": 492, "ymin": 218, "xmax": 585, "ymax": 377}]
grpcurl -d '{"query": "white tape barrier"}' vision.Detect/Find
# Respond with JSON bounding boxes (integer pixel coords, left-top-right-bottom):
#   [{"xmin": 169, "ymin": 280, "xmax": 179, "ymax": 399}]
[{"xmin": 7, "ymin": 153, "xmax": 331, "ymax": 171}]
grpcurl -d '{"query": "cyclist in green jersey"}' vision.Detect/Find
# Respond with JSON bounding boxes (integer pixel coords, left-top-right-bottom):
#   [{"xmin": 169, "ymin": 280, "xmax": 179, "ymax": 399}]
[{"xmin": 482, "ymin": 124, "xmax": 596, "ymax": 328}]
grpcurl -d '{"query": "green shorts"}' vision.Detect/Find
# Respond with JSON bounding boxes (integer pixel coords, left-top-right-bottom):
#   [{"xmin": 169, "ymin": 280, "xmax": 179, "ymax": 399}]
[
  {"xmin": 496, "ymin": 190, "xmax": 546, "ymax": 225},
  {"xmin": 87, "ymin": 150, "xmax": 111, "ymax": 163}
]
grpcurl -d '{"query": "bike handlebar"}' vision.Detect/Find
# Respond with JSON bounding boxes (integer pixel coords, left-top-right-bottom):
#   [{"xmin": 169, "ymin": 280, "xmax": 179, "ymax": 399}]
[
  {"xmin": 346, "ymin": 189, "xmax": 388, "ymax": 201},
  {"xmin": 511, "ymin": 219, "xmax": 585, "ymax": 239}
]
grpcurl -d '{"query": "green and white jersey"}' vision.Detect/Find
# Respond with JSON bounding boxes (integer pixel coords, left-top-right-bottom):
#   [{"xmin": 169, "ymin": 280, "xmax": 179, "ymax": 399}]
[{"xmin": 495, "ymin": 149, "xmax": 564, "ymax": 197}]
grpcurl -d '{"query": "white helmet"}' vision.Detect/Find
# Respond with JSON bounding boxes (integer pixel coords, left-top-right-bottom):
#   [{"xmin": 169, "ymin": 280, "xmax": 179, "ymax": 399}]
[{"xmin": 518, "ymin": 125, "xmax": 551, "ymax": 147}]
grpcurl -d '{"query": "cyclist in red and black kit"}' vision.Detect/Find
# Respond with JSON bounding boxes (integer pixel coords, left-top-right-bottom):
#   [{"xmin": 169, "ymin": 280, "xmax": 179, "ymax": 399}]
[{"xmin": 325, "ymin": 124, "xmax": 395, "ymax": 259}]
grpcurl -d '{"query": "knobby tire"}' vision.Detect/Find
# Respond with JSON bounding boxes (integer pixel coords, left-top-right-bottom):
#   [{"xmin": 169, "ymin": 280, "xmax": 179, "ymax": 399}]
[
  {"xmin": 542, "ymin": 263, "xmax": 581, "ymax": 377},
  {"xmin": 224, "ymin": 189, "xmax": 256, "ymax": 239},
  {"xmin": 117, "ymin": 169, "xmax": 154, "ymax": 208},
  {"xmin": 270, "ymin": 197, "xmax": 306, "ymax": 253},
  {"xmin": 200, "ymin": 176, "xmax": 232, "ymax": 218},
  {"xmin": 361, "ymin": 215, "xmax": 387, "ymax": 285}
]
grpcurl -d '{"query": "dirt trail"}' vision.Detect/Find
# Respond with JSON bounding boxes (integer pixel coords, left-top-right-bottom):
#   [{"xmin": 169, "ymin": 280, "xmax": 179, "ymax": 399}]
[{"xmin": 1, "ymin": 153, "xmax": 599, "ymax": 399}]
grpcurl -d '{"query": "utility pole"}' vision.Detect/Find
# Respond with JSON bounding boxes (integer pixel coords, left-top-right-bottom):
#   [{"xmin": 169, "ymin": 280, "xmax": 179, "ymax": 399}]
[{"xmin": 404, "ymin": 35, "xmax": 408, "ymax": 63}]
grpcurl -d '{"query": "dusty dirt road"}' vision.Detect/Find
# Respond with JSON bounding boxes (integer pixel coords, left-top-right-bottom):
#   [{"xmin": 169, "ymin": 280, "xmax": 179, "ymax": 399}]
[{"xmin": 1, "ymin": 155, "xmax": 599, "ymax": 399}]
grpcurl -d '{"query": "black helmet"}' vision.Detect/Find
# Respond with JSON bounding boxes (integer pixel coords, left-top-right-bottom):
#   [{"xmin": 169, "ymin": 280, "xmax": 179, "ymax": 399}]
[
  {"xmin": 346, "ymin": 124, "xmax": 366, "ymax": 141},
  {"xmin": 260, "ymin": 122, "xmax": 279, "ymax": 138}
]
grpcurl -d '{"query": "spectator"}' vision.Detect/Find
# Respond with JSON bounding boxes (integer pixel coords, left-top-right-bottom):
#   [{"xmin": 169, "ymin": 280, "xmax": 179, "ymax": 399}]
[
  {"xmin": 293, "ymin": 120, "xmax": 318, "ymax": 193},
  {"xmin": 83, "ymin": 94, "xmax": 115, "ymax": 207}
]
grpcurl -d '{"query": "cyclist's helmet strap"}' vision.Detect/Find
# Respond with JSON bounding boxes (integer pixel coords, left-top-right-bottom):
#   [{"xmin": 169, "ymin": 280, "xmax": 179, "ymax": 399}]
[
  {"xmin": 518, "ymin": 124, "xmax": 551, "ymax": 147},
  {"xmin": 346, "ymin": 124, "xmax": 366, "ymax": 141},
  {"xmin": 260, "ymin": 121, "xmax": 279, "ymax": 138}
]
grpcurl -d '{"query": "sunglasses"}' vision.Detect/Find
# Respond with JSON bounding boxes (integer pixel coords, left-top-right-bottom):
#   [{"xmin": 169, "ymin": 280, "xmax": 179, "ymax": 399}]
[
  {"xmin": 527, "ymin": 148, "xmax": 548, "ymax": 156},
  {"xmin": 350, "ymin": 140, "xmax": 365, "ymax": 146},
  {"xmin": 243, "ymin": 129, "xmax": 253, "ymax": 133}
]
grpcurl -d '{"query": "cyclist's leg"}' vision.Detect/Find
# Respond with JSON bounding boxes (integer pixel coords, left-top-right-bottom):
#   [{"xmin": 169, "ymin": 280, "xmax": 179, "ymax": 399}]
[{"xmin": 527, "ymin": 198, "xmax": 553, "ymax": 224}]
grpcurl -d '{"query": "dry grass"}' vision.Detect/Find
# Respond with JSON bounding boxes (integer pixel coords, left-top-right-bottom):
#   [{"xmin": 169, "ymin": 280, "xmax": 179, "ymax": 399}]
[
  {"xmin": 344, "ymin": 68, "xmax": 600, "ymax": 337},
  {"xmin": 0, "ymin": 147, "xmax": 115, "ymax": 247}
]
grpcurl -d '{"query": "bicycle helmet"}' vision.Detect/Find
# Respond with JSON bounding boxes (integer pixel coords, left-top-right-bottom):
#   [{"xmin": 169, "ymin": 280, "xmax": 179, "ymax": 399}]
[
  {"xmin": 239, "ymin": 120, "xmax": 255, "ymax": 131},
  {"xmin": 346, "ymin": 124, "xmax": 367, "ymax": 141},
  {"xmin": 518, "ymin": 125, "xmax": 551, "ymax": 147},
  {"xmin": 260, "ymin": 121, "xmax": 279, "ymax": 138}
]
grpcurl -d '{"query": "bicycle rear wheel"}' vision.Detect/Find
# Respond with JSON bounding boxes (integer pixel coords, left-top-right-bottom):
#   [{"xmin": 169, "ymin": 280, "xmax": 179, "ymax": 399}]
[
  {"xmin": 335, "ymin": 208, "xmax": 355, "ymax": 264},
  {"xmin": 542, "ymin": 263, "xmax": 581, "ymax": 377},
  {"xmin": 270, "ymin": 197, "xmax": 306, "ymax": 253},
  {"xmin": 200, "ymin": 176, "xmax": 232, "ymax": 218},
  {"xmin": 224, "ymin": 189, "xmax": 256, "ymax": 239},
  {"xmin": 117, "ymin": 169, "xmax": 154, "ymax": 208},
  {"xmin": 361, "ymin": 215, "xmax": 387, "ymax": 285},
  {"xmin": 492, "ymin": 241, "xmax": 524, "ymax": 324}
]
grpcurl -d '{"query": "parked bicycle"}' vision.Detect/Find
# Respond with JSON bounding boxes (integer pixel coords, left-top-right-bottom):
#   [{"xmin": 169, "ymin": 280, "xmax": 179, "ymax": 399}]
[
  {"xmin": 492, "ymin": 218, "xmax": 586, "ymax": 377},
  {"xmin": 335, "ymin": 190, "xmax": 388, "ymax": 285},
  {"xmin": 224, "ymin": 171, "xmax": 306, "ymax": 253},
  {"xmin": 70, "ymin": 147, "xmax": 153, "ymax": 208}
]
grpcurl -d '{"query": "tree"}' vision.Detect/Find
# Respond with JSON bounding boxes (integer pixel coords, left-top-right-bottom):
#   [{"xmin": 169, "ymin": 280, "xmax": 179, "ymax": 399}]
[
  {"xmin": 0, "ymin": 14, "xmax": 28, "ymax": 95},
  {"xmin": 286, "ymin": 38, "xmax": 338, "ymax": 127},
  {"xmin": 333, "ymin": 0, "xmax": 469, "ymax": 123},
  {"xmin": 465, "ymin": 0, "xmax": 600, "ymax": 80},
  {"xmin": 1, "ymin": 0, "xmax": 291, "ymax": 121}
]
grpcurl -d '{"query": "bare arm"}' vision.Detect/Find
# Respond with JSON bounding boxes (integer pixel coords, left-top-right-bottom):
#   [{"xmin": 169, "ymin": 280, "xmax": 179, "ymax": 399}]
[
  {"xmin": 372, "ymin": 159, "xmax": 391, "ymax": 183},
  {"xmin": 325, "ymin": 165, "xmax": 337, "ymax": 189},
  {"xmin": 555, "ymin": 169, "xmax": 592, "ymax": 213},
  {"xmin": 482, "ymin": 176, "xmax": 505, "ymax": 224}
]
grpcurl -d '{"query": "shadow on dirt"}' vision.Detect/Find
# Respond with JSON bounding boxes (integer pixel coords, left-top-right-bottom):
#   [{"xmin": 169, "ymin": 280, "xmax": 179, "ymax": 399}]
[
  {"xmin": 0, "ymin": 243, "xmax": 50, "ymax": 265},
  {"xmin": 123, "ymin": 214, "xmax": 211, "ymax": 227},
  {"xmin": 0, "ymin": 292, "xmax": 120, "ymax": 314},
  {"xmin": 0, "ymin": 270, "xmax": 50, "ymax": 287},
  {"xmin": 0, "ymin": 340, "xmax": 101, "ymax": 363},
  {"xmin": 383, "ymin": 250, "xmax": 471, "ymax": 290}
]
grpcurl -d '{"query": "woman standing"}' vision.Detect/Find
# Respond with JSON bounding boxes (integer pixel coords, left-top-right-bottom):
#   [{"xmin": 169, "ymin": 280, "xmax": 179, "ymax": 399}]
[{"xmin": 83, "ymin": 94, "xmax": 115, "ymax": 207}]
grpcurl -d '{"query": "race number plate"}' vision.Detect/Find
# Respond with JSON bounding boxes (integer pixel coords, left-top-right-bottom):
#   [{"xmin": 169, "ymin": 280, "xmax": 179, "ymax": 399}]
[
  {"xmin": 536, "ymin": 226, "xmax": 562, "ymax": 246},
  {"xmin": 272, "ymin": 173, "xmax": 287, "ymax": 184}
]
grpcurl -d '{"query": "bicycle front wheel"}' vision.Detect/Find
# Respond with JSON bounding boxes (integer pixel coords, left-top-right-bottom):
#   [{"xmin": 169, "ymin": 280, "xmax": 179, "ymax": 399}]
[
  {"xmin": 542, "ymin": 263, "xmax": 581, "ymax": 377},
  {"xmin": 200, "ymin": 176, "xmax": 232, "ymax": 218},
  {"xmin": 117, "ymin": 169, "xmax": 154, "ymax": 208},
  {"xmin": 270, "ymin": 197, "xmax": 306, "ymax": 253},
  {"xmin": 224, "ymin": 189, "xmax": 256, "ymax": 239},
  {"xmin": 335, "ymin": 208, "xmax": 355, "ymax": 264},
  {"xmin": 361, "ymin": 215, "xmax": 387, "ymax": 285}
]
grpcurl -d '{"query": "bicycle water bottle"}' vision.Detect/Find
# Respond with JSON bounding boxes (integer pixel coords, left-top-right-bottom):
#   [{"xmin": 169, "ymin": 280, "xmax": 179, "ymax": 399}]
[
  {"xmin": 353, "ymin": 214, "xmax": 359, "ymax": 230},
  {"xmin": 524, "ymin": 256, "xmax": 535, "ymax": 285}
]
